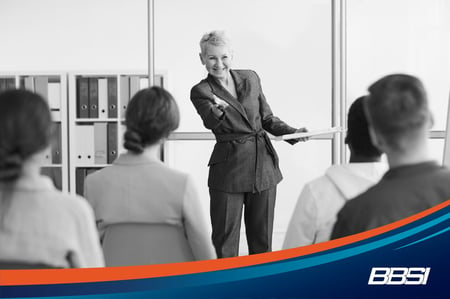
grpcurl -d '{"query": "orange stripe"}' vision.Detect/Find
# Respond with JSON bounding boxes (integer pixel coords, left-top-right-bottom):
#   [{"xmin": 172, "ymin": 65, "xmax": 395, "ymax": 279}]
[{"xmin": 1, "ymin": 200, "xmax": 448, "ymax": 286}]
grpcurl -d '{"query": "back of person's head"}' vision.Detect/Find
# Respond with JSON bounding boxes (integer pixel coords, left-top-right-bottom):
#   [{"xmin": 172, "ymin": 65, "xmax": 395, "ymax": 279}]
[
  {"xmin": 366, "ymin": 74, "xmax": 431, "ymax": 152},
  {"xmin": 345, "ymin": 96, "xmax": 381, "ymax": 159},
  {"xmin": 124, "ymin": 86, "xmax": 179, "ymax": 153},
  {"xmin": 199, "ymin": 30, "xmax": 232, "ymax": 56},
  {"xmin": 0, "ymin": 89, "xmax": 52, "ymax": 182}
]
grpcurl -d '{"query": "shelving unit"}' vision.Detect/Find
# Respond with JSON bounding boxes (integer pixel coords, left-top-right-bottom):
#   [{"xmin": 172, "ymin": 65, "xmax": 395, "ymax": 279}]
[
  {"xmin": 1, "ymin": 71, "xmax": 166, "ymax": 196},
  {"xmin": 0, "ymin": 72, "xmax": 69, "ymax": 192},
  {"xmin": 67, "ymin": 71, "xmax": 166, "ymax": 196}
]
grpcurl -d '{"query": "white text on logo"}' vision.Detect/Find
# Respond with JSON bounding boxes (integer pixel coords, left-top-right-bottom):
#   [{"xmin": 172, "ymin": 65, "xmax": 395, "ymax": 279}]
[{"xmin": 368, "ymin": 267, "xmax": 431, "ymax": 285}]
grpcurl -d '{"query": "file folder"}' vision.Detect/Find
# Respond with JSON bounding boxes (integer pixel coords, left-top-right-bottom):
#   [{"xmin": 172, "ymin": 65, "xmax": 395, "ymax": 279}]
[
  {"xmin": 119, "ymin": 76, "xmax": 129, "ymax": 119},
  {"xmin": 75, "ymin": 124, "xmax": 95, "ymax": 165},
  {"xmin": 88, "ymin": 78, "xmax": 99, "ymax": 118},
  {"xmin": 94, "ymin": 123, "xmax": 108, "ymax": 164},
  {"xmin": 77, "ymin": 78, "xmax": 89, "ymax": 118},
  {"xmin": 23, "ymin": 76, "xmax": 35, "ymax": 92},
  {"xmin": 52, "ymin": 123, "xmax": 62, "ymax": 164},
  {"xmin": 107, "ymin": 123, "xmax": 118, "ymax": 164},
  {"xmin": 129, "ymin": 76, "xmax": 140, "ymax": 99},
  {"xmin": 75, "ymin": 168, "xmax": 86, "ymax": 196},
  {"xmin": 34, "ymin": 76, "xmax": 48, "ymax": 101},
  {"xmin": 108, "ymin": 77, "xmax": 118, "ymax": 118},
  {"xmin": 98, "ymin": 78, "xmax": 108, "ymax": 119},
  {"xmin": 47, "ymin": 82, "xmax": 61, "ymax": 110}
]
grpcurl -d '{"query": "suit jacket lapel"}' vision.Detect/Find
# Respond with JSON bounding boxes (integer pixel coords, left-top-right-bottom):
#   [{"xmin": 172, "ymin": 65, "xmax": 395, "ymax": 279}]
[
  {"xmin": 207, "ymin": 73, "xmax": 249, "ymax": 122},
  {"xmin": 230, "ymin": 70, "xmax": 248, "ymax": 100}
]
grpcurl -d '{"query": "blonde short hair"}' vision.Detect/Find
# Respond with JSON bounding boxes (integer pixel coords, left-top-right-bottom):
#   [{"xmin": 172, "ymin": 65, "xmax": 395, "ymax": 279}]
[{"xmin": 199, "ymin": 30, "xmax": 232, "ymax": 56}]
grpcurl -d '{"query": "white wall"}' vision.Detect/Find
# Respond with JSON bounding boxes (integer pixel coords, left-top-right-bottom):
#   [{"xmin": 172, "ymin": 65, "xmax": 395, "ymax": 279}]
[
  {"xmin": 347, "ymin": 0, "xmax": 450, "ymax": 130},
  {"xmin": 0, "ymin": 0, "xmax": 148, "ymax": 71}
]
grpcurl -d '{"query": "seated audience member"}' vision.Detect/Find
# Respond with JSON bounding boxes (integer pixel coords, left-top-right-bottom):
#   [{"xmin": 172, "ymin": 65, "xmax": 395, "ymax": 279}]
[
  {"xmin": 283, "ymin": 96, "xmax": 386, "ymax": 249},
  {"xmin": 0, "ymin": 90, "xmax": 104, "ymax": 268},
  {"xmin": 84, "ymin": 87, "xmax": 216, "ymax": 261},
  {"xmin": 332, "ymin": 74, "xmax": 450, "ymax": 239}
]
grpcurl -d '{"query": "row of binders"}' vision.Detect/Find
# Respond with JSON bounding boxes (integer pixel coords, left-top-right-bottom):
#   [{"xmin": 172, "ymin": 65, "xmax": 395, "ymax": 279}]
[
  {"xmin": 75, "ymin": 123, "xmax": 119, "ymax": 165},
  {"xmin": 0, "ymin": 76, "xmax": 62, "ymax": 121},
  {"xmin": 21, "ymin": 76, "xmax": 62, "ymax": 122},
  {"xmin": 76, "ymin": 75, "xmax": 157, "ymax": 119},
  {"xmin": 0, "ymin": 78, "xmax": 16, "ymax": 92}
]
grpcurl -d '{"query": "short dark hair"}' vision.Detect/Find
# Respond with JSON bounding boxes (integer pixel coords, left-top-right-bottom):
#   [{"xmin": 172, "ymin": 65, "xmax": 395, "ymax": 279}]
[
  {"xmin": 0, "ymin": 89, "xmax": 52, "ymax": 182},
  {"xmin": 124, "ymin": 86, "xmax": 180, "ymax": 153},
  {"xmin": 345, "ymin": 96, "xmax": 381, "ymax": 158},
  {"xmin": 366, "ymin": 74, "xmax": 430, "ymax": 151}
]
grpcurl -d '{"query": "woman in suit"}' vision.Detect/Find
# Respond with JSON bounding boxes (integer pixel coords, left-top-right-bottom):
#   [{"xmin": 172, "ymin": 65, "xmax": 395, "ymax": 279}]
[
  {"xmin": 85, "ymin": 87, "xmax": 216, "ymax": 262},
  {"xmin": 0, "ymin": 89, "xmax": 104, "ymax": 268},
  {"xmin": 191, "ymin": 31, "xmax": 308, "ymax": 258}
]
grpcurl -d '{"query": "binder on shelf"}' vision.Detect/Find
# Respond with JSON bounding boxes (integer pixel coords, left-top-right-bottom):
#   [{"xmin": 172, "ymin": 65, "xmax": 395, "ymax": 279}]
[
  {"xmin": 97, "ymin": 78, "xmax": 108, "ymax": 119},
  {"xmin": 94, "ymin": 123, "xmax": 108, "ymax": 164},
  {"xmin": 51, "ymin": 111, "xmax": 61, "ymax": 122},
  {"xmin": 23, "ymin": 76, "xmax": 35, "ymax": 92},
  {"xmin": 77, "ymin": 77, "xmax": 89, "ymax": 118},
  {"xmin": 107, "ymin": 123, "xmax": 118, "ymax": 164},
  {"xmin": 154, "ymin": 74, "xmax": 164, "ymax": 88},
  {"xmin": 139, "ymin": 77, "xmax": 149, "ymax": 89},
  {"xmin": 52, "ymin": 123, "xmax": 62, "ymax": 164},
  {"xmin": 119, "ymin": 76, "xmax": 129, "ymax": 118},
  {"xmin": 47, "ymin": 82, "xmax": 61, "ymax": 110},
  {"xmin": 75, "ymin": 168, "xmax": 86, "ymax": 196},
  {"xmin": 75, "ymin": 124, "xmax": 95, "ymax": 165},
  {"xmin": 48, "ymin": 81, "xmax": 61, "ymax": 122},
  {"xmin": 43, "ymin": 146, "xmax": 52, "ymax": 164},
  {"xmin": 129, "ymin": 76, "xmax": 140, "ymax": 99},
  {"xmin": 119, "ymin": 123, "xmax": 127, "ymax": 154},
  {"xmin": 107, "ymin": 77, "xmax": 118, "ymax": 118},
  {"xmin": 88, "ymin": 78, "xmax": 99, "ymax": 118},
  {"xmin": 41, "ymin": 167, "xmax": 62, "ymax": 191},
  {"xmin": 34, "ymin": 76, "xmax": 48, "ymax": 101}
]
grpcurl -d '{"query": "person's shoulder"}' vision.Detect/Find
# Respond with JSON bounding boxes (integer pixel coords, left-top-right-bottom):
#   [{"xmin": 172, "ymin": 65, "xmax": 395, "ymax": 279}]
[
  {"xmin": 233, "ymin": 69, "xmax": 258, "ymax": 79},
  {"xmin": 190, "ymin": 78, "xmax": 210, "ymax": 96},
  {"xmin": 305, "ymin": 172, "xmax": 335, "ymax": 195},
  {"xmin": 84, "ymin": 166, "xmax": 111, "ymax": 187},
  {"xmin": 342, "ymin": 183, "xmax": 379, "ymax": 214},
  {"xmin": 432, "ymin": 164, "xmax": 450, "ymax": 178}
]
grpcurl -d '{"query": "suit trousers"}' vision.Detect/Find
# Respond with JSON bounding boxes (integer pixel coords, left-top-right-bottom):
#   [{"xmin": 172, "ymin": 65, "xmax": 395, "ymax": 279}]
[{"xmin": 209, "ymin": 187, "xmax": 276, "ymax": 258}]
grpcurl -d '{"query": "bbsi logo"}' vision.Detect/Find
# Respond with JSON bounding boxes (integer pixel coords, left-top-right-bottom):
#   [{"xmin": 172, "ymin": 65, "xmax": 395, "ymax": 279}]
[{"xmin": 368, "ymin": 267, "xmax": 431, "ymax": 285}]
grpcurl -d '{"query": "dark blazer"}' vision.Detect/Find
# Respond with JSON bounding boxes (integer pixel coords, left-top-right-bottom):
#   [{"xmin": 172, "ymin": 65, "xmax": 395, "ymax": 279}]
[{"xmin": 191, "ymin": 69, "xmax": 297, "ymax": 193}]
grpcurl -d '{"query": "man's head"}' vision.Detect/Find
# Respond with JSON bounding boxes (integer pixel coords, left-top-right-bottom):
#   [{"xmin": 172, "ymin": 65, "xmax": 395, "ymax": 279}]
[
  {"xmin": 345, "ymin": 96, "xmax": 382, "ymax": 162},
  {"xmin": 365, "ymin": 74, "xmax": 432, "ymax": 155}
]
